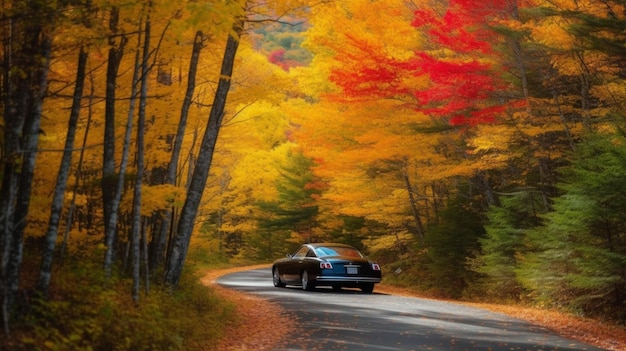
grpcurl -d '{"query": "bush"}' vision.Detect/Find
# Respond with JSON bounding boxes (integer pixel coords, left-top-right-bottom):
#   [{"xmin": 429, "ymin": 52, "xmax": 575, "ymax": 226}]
[{"xmin": 5, "ymin": 262, "xmax": 236, "ymax": 351}]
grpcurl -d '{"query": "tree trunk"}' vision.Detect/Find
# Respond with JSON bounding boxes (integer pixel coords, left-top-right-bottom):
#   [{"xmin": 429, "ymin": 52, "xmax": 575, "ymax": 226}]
[
  {"xmin": 149, "ymin": 30, "xmax": 206, "ymax": 274},
  {"xmin": 103, "ymin": 26, "xmax": 136, "ymax": 276},
  {"xmin": 1, "ymin": 2, "xmax": 53, "ymax": 331},
  {"xmin": 1, "ymin": 16, "xmax": 23, "ymax": 335},
  {"xmin": 36, "ymin": 46, "xmax": 88, "ymax": 296},
  {"xmin": 164, "ymin": 15, "xmax": 245, "ymax": 287},
  {"xmin": 60, "ymin": 76, "xmax": 96, "ymax": 261},
  {"xmin": 102, "ymin": 7, "xmax": 128, "ymax": 272},
  {"xmin": 402, "ymin": 169, "xmax": 425, "ymax": 246},
  {"xmin": 132, "ymin": 15, "xmax": 150, "ymax": 303}
]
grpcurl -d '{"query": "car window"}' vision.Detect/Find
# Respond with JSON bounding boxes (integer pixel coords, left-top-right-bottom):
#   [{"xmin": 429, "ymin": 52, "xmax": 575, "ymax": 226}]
[
  {"xmin": 314, "ymin": 247, "xmax": 335, "ymax": 257},
  {"xmin": 292, "ymin": 246, "xmax": 309, "ymax": 259},
  {"xmin": 339, "ymin": 247, "xmax": 363, "ymax": 257},
  {"xmin": 315, "ymin": 246, "xmax": 363, "ymax": 258}
]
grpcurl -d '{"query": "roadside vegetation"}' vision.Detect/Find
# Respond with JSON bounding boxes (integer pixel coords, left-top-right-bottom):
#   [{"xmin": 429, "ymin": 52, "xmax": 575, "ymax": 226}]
[{"xmin": 2, "ymin": 249, "xmax": 237, "ymax": 351}]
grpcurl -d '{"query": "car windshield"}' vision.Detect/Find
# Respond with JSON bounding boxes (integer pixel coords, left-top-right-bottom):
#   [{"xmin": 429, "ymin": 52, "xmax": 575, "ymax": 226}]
[{"xmin": 315, "ymin": 246, "xmax": 363, "ymax": 258}]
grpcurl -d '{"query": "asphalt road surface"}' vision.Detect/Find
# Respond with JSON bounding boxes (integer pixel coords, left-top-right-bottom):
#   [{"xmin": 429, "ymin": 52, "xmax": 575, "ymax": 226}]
[{"xmin": 216, "ymin": 267, "xmax": 606, "ymax": 351}]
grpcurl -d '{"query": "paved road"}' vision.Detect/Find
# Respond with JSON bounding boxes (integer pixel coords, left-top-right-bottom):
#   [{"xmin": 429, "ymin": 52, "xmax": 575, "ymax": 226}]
[{"xmin": 216, "ymin": 267, "xmax": 606, "ymax": 351}]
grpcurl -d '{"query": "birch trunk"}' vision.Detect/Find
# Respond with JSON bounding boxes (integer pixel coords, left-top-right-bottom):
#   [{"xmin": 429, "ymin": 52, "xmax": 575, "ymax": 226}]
[
  {"xmin": 102, "ymin": 7, "xmax": 128, "ymax": 272},
  {"xmin": 132, "ymin": 16, "xmax": 150, "ymax": 303},
  {"xmin": 104, "ymin": 28, "xmax": 138, "ymax": 276},
  {"xmin": 164, "ymin": 15, "xmax": 245, "ymax": 287},
  {"xmin": 37, "ymin": 47, "xmax": 88, "ymax": 296},
  {"xmin": 150, "ymin": 30, "xmax": 206, "ymax": 274}
]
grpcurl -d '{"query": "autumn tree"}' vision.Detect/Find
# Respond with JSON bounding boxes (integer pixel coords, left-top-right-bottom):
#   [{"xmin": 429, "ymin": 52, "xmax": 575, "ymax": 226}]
[
  {"xmin": 164, "ymin": 3, "xmax": 247, "ymax": 287},
  {"xmin": 290, "ymin": 1, "xmax": 437, "ymax": 248}
]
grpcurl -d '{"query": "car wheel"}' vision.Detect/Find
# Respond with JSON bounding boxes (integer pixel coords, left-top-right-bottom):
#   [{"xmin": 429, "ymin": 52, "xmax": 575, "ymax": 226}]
[
  {"xmin": 360, "ymin": 283, "xmax": 374, "ymax": 293},
  {"xmin": 272, "ymin": 267, "xmax": 285, "ymax": 288},
  {"xmin": 301, "ymin": 270, "xmax": 315, "ymax": 291}
]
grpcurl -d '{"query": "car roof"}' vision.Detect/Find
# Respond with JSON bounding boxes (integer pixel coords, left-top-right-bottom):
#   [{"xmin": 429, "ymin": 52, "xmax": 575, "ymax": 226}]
[{"xmin": 304, "ymin": 243, "xmax": 356, "ymax": 249}]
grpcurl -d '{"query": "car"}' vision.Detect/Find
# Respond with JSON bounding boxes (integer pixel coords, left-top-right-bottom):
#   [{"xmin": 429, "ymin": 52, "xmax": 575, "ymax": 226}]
[{"xmin": 272, "ymin": 243, "xmax": 382, "ymax": 293}]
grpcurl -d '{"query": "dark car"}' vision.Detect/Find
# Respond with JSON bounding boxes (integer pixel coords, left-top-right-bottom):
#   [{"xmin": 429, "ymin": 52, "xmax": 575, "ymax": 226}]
[{"xmin": 272, "ymin": 243, "xmax": 382, "ymax": 293}]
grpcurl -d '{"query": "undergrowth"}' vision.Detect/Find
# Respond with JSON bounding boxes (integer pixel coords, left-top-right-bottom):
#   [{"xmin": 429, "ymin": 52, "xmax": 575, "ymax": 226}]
[{"xmin": 2, "ymin": 259, "xmax": 237, "ymax": 351}]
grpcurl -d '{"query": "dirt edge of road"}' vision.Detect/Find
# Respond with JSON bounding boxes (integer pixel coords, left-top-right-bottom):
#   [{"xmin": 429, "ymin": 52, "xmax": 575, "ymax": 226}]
[
  {"xmin": 203, "ymin": 265, "xmax": 625, "ymax": 351},
  {"xmin": 200, "ymin": 264, "xmax": 297, "ymax": 351}
]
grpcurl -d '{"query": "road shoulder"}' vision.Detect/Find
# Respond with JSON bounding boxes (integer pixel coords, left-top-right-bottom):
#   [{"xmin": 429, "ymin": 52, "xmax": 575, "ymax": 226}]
[{"xmin": 201, "ymin": 265, "xmax": 296, "ymax": 351}]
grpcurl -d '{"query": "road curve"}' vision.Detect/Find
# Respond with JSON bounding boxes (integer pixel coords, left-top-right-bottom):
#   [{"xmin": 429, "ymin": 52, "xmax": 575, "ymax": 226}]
[{"xmin": 216, "ymin": 267, "xmax": 606, "ymax": 351}]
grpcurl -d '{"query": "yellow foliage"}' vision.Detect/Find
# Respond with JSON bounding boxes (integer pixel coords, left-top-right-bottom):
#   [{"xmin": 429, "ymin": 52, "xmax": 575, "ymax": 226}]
[
  {"xmin": 468, "ymin": 124, "xmax": 514, "ymax": 153},
  {"xmin": 550, "ymin": 53, "xmax": 582, "ymax": 75},
  {"xmin": 121, "ymin": 184, "xmax": 185, "ymax": 217},
  {"xmin": 591, "ymin": 82, "xmax": 626, "ymax": 105},
  {"xmin": 305, "ymin": 0, "xmax": 422, "ymax": 72},
  {"xmin": 530, "ymin": 18, "xmax": 576, "ymax": 50},
  {"xmin": 364, "ymin": 232, "xmax": 413, "ymax": 252}
]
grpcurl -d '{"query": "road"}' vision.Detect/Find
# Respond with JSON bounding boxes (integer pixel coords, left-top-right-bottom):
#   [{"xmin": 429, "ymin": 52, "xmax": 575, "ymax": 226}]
[{"xmin": 216, "ymin": 267, "xmax": 606, "ymax": 351}]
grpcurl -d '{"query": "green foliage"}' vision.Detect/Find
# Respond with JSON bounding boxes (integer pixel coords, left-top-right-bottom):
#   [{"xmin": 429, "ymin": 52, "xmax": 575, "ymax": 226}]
[
  {"xmin": 420, "ymin": 198, "xmax": 486, "ymax": 299},
  {"xmin": 472, "ymin": 191, "xmax": 547, "ymax": 301},
  {"xmin": 325, "ymin": 215, "xmax": 369, "ymax": 249},
  {"xmin": 252, "ymin": 149, "xmax": 320, "ymax": 260},
  {"xmin": 6, "ymin": 261, "xmax": 235, "ymax": 351},
  {"xmin": 518, "ymin": 132, "xmax": 626, "ymax": 320},
  {"xmin": 382, "ymin": 193, "xmax": 486, "ymax": 299}
]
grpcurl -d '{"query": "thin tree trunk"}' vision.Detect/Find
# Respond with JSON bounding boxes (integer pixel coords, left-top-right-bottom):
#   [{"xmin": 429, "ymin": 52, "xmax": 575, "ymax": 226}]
[
  {"xmin": 60, "ymin": 74, "xmax": 96, "ymax": 261},
  {"xmin": 149, "ymin": 30, "xmax": 206, "ymax": 274},
  {"xmin": 37, "ymin": 46, "xmax": 88, "ymax": 296},
  {"xmin": 132, "ymin": 15, "xmax": 150, "ymax": 303},
  {"xmin": 104, "ymin": 25, "xmax": 138, "ymax": 277},
  {"xmin": 142, "ymin": 217, "xmax": 150, "ymax": 295},
  {"xmin": 164, "ymin": 14, "xmax": 245, "ymax": 287},
  {"xmin": 402, "ymin": 169, "xmax": 425, "ymax": 246},
  {"xmin": 1, "ymin": 14, "xmax": 22, "ymax": 336},
  {"xmin": 167, "ymin": 30, "xmax": 205, "ymax": 187},
  {"xmin": 12, "ymin": 31, "xmax": 52, "ymax": 285},
  {"xmin": 103, "ymin": 7, "xmax": 128, "ymax": 273}
]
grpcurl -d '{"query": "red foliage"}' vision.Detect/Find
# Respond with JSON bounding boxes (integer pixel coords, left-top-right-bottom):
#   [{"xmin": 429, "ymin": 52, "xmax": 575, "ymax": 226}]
[
  {"xmin": 268, "ymin": 48, "xmax": 291, "ymax": 71},
  {"xmin": 412, "ymin": 53, "xmax": 505, "ymax": 125},
  {"xmin": 329, "ymin": 33, "xmax": 418, "ymax": 101},
  {"xmin": 409, "ymin": 0, "xmax": 514, "ymax": 125},
  {"xmin": 416, "ymin": 0, "xmax": 509, "ymax": 54},
  {"xmin": 327, "ymin": 0, "xmax": 518, "ymax": 126},
  {"xmin": 268, "ymin": 48, "xmax": 302, "ymax": 71}
]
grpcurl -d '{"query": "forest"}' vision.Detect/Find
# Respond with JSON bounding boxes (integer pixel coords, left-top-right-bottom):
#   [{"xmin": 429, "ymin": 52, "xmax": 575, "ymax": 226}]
[{"xmin": 1, "ymin": 0, "xmax": 625, "ymax": 349}]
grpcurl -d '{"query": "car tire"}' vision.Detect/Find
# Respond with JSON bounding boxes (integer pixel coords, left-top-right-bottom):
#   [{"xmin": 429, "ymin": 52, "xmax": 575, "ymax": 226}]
[
  {"xmin": 301, "ymin": 270, "xmax": 315, "ymax": 291},
  {"xmin": 272, "ymin": 267, "xmax": 285, "ymax": 288},
  {"xmin": 360, "ymin": 283, "xmax": 374, "ymax": 293}
]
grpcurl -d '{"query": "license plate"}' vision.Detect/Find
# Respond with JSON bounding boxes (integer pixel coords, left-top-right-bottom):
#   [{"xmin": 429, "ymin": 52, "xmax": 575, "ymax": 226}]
[{"xmin": 346, "ymin": 267, "xmax": 358, "ymax": 274}]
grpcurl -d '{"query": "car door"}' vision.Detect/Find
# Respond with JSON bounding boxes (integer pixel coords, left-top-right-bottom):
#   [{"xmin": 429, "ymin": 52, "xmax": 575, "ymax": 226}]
[{"xmin": 282, "ymin": 246, "xmax": 309, "ymax": 282}]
